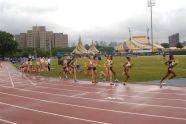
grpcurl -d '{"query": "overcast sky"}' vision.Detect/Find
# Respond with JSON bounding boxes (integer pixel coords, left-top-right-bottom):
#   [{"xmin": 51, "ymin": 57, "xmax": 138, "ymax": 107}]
[{"xmin": 0, "ymin": 0, "xmax": 186, "ymax": 45}]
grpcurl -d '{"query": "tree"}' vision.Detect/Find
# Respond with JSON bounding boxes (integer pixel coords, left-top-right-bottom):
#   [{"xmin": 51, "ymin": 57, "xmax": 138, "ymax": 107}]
[
  {"xmin": 22, "ymin": 48, "xmax": 35, "ymax": 57},
  {"xmin": 176, "ymin": 42, "xmax": 183, "ymax": 48},
  {"xmin": 160, "ymin": 43, "xmax": 169, "ymax": 48},
  {"xmin": 0, "ymin": 31, "xmax": 17, "ymax": 60},
  {"xmin": 84, "ymin": 44, "xmax": 90, "ymax": 49}
]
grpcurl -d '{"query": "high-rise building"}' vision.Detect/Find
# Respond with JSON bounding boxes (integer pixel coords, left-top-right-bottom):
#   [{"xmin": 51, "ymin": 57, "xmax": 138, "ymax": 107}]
[
  {"xmin": 15, "ymin": 33, "xmax": 27, "ymax": 49},
  {"xmin": 15, "ymin": 26, "xmax": 68, "ymax": 49},
  {"xmin": 182, "ymin": 41, "xmax": 186, "ymax": 46},
  {"xmin": 54, "ymin": 33, "xmax": 68, "ymax": 48},
  {"xmin": 168, "ymin": 33, "xmax": 179, "ymax": 47}
]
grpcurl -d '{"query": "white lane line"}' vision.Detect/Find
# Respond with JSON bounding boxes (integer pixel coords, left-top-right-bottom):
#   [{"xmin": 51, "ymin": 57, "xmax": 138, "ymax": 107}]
[
  {"xmin": 5, "ymin": 65, "xmax": 14, "ymax": 88},
  {"xmin": 33, "ymin": 79, "xmax": 112, "ymax": 91},
  {"xmin": 70, "ymin": 92, "xmax": 90, "ymax": 97},
  {"xmin": 4, "ymin": 63, "xmax": 36, "ymax": 86},
  {"xmin": 0, "ymin": 85, "xmax": 186, "ymax": 110},
  {"xmin": 0, "ymin": 78, "xmax": 12, "ymax": 83},
  {"xmin": 0, "ymin": 101, "xmax": 110, "ymax": 124},
  {"xmin": 0, "ymin": 118, "xmax": 17, "ymax": 124},
  {"xmin": 34, "ymin": 80, "xmax": 186, "ymax": 96},
  {"xmin": 13, "ymin": 83, "xmax": 91, "ymax": 93},
  {"xmin": 0, "ymin": 91, "xmax": 186, "ymax": 121},
  {"xmin": 12, "ymin": 83, "xmax": 186, "ymax": 102},
  {"xmin": 18, "ymin": 73, "xmax": 37, "ymax": 86},
  {"xmin": 35, "ymin": 77, "xmax": 186, "ymax": 92}
]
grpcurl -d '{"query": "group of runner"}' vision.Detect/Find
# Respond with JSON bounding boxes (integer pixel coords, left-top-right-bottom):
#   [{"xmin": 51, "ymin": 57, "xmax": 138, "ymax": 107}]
[
  {"xmin": 19, "ymin": 57, "xmax": 51, "ymax": 73},
  {"xmin": 59, "ymin": 55, "xmax": 134, "ymax": 86},
  {"xmin": 59, "ymin": 54, "xmax": 178, "ymax": 88}
]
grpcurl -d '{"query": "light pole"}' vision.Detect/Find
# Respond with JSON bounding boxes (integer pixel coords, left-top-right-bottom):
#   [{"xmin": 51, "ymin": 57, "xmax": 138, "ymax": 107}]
[
  {"xmin": 148, "ymin": 0, "xmax": 155, "ymax": 53},
  {"xmin": 129, "ymin": 27, "xmax": 132, "ymax": 41},
  {"xmin": 49, "ymin": 36, "xmax": 52, "ymax": 57}
]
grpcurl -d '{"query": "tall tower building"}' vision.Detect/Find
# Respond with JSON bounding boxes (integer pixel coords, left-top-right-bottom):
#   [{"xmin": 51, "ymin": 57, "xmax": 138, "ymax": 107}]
[
  {"xmin": 15, "ymin": 33, "xmax": 27, "ymax": 49},
  {"xmin": 15, "ymin": 26, "xmax": 68, "ymax": 50},
  {"xmin": 54, "ymin": 33, "xmax": 68, "ymax": 48}
]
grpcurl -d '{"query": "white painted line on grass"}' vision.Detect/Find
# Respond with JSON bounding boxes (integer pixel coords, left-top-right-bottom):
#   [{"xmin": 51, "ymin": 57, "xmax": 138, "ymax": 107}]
[
  {"xmin": 0, "ymin": 118, "xmax": 17, "ymax": 124},
  {"xmin": 0, "ymin": 101, "xmax": 110, "ymax": 124}
]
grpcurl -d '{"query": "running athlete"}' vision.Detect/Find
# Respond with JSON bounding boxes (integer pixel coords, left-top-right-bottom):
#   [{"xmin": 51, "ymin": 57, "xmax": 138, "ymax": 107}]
[
  {"xmin": 69, "ymin": 56, "xmax": 78, "ymax": 82},
  {"xmin": 123, "ymin": 56, "xmax": 133, "ymax": 85},
  {"xmin": 91, "ymin": 56, "xmax": 98, "ymax": 84},
  {"xmin": 85, "ymin": 56, "xmax": 92, "ymax": 75},
  {"xmin": 160, "ymin": 55, "xmax": 177, "ymax": 88},
  {"xmin": 63, "ymin": 57, "xmax": 69, "ymax": 79},
  {"xmin": 108, "ymin": 56, "xmax": 118, "ymax": 85}
]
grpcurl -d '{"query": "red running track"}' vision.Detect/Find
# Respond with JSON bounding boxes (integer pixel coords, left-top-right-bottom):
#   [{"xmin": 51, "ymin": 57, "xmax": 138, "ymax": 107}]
[{"xmin": 0, "ymin": 61, "xmax": 186, "ymax": 124}]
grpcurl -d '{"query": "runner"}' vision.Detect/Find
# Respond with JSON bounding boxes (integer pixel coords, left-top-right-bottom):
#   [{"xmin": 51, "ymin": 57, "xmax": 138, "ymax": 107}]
[
  {"xmin": 62, "ymin": 56, "xmax": 69, "ymax": 79},
  {"xmin": 98, "ymin": 55, "xmax": 108, "ymax": 81},
  {"xmin": 48, "ymin": 57, "xmax": 51, "ymax": 72},
  {"xmin": 44, "ymin": 57, "xmax": 49, "ymax": 73},
  {"xmin": 91, "ymin": 56, "xmax": 98, "ymax": 84},
  {"xmin": 69, "ymin": 56, "xmax": 78, "ymax": 82},
  {"xmin": 85, "ymin": 56, "xmax": 92, "ymax": 76},
  {"xmin": 108, "ymin": 56, "xmax": 118, "ymax": 86},
  {"xmin": 160, "ymin": 55, "xmax": 177, "ymax": 88},
  {"xmin": 36, "ymin": 59, "xmax": 41, "ymax": 73},
  {"xmin": 123, "ymin": 56, "xmax": 133, "ymax": 85}
]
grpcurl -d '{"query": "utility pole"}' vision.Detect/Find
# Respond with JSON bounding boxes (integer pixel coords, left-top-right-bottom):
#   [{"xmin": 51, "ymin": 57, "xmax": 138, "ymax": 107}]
[{"xmin": 129, "ymin": 27, "xmax": 132, "ymax": 41}]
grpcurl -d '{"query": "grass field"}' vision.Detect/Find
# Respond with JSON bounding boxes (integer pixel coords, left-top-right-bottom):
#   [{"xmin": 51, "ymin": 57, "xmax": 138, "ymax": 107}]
[{"xmin": 47, "ymin": 55, "xmax": 186, "ymax": 83}]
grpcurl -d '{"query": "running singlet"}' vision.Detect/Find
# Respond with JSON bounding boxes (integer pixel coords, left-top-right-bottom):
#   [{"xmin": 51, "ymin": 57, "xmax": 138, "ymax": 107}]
[
  {"xmin": 89, "ymin": 60, "xmax": 93, "ymax": 67},
  {"xmin": 107, "ymin": 60, "xmax": 112, "ymax": 67},
  {"xmin": 125, "ymin": 61, "xmax": 131, "ymax": 68},
  {"xmin": 168, "ymin": 60, "xmax": 175, "ymax": 70},
  {"xmin": 92, "ymin": 60, "xmax": 97, "ymax": 67}
]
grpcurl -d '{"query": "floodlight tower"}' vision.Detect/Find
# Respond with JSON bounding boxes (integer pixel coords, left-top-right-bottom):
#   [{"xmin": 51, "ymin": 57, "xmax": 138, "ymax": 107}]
[{"xmin": 148, "ymin": 0, "xmax": 155, "ymax": 53}]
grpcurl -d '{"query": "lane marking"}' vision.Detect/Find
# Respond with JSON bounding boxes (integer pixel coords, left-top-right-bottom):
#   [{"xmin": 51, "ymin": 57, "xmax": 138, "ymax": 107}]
[
  {"xmin": 34, "ymin": 80, "xmax": 186, "ymax": 96},
  {"xmin": 11, "ymin": 83, "xmax": 186, "ymax": 102},
  {"xmin": 17, "ymin": 74, "xmax": 37, "ymax": 86},
  {"xmin": 13, "ymin": 82, "xmax": 88, "ymax": 93},
  {"xmin": 106, "ymin": 97, "xmax": 124, "ymax": 101},
  {"xmin": 5, "ymin": 64, "xmax": 14, "ymax": 88},
  {"xmin": 0, "ymin": 92, "xmax": 186, "ymax": 121},
  {"xmin": 70, "ymin": 92, "xmax": 90, "ymax": 97},
  {"xmin": 0, "ymin": 86, "xmax": 186, "ymax": 110},
  {"xmin": 0, "ymin": 101, "xmax": 110, "ymax": 124},
  {"xmin": 0, "ymin": 118, "xmax": 17, "ymax": 124}
]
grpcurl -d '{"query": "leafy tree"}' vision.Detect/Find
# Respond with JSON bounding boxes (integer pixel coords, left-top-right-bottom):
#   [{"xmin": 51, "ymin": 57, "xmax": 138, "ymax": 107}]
[
  {"xmin": 176, "ymin": 42, "xmax": 183, "ymax": 48},
  {"xmin": 36, "ymin": 48, "xmax": 48, "ymax": 57},
  {"xmin": 160, "ymin": 43, "xmax": 169, "ymax": 48},
  {"xmin": 0, "ymin": 31, "xmax": 17, "ymax": 60},
  {"xmin": 22, "ymin": 48, "xmax": 35, "ymax": 57}
]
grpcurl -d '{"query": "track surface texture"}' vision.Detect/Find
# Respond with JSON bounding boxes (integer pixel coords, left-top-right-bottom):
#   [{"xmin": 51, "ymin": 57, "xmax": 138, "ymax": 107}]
[{"xmin": 0, "ymin": 61, "xmax": 186, "ymax": 124}]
